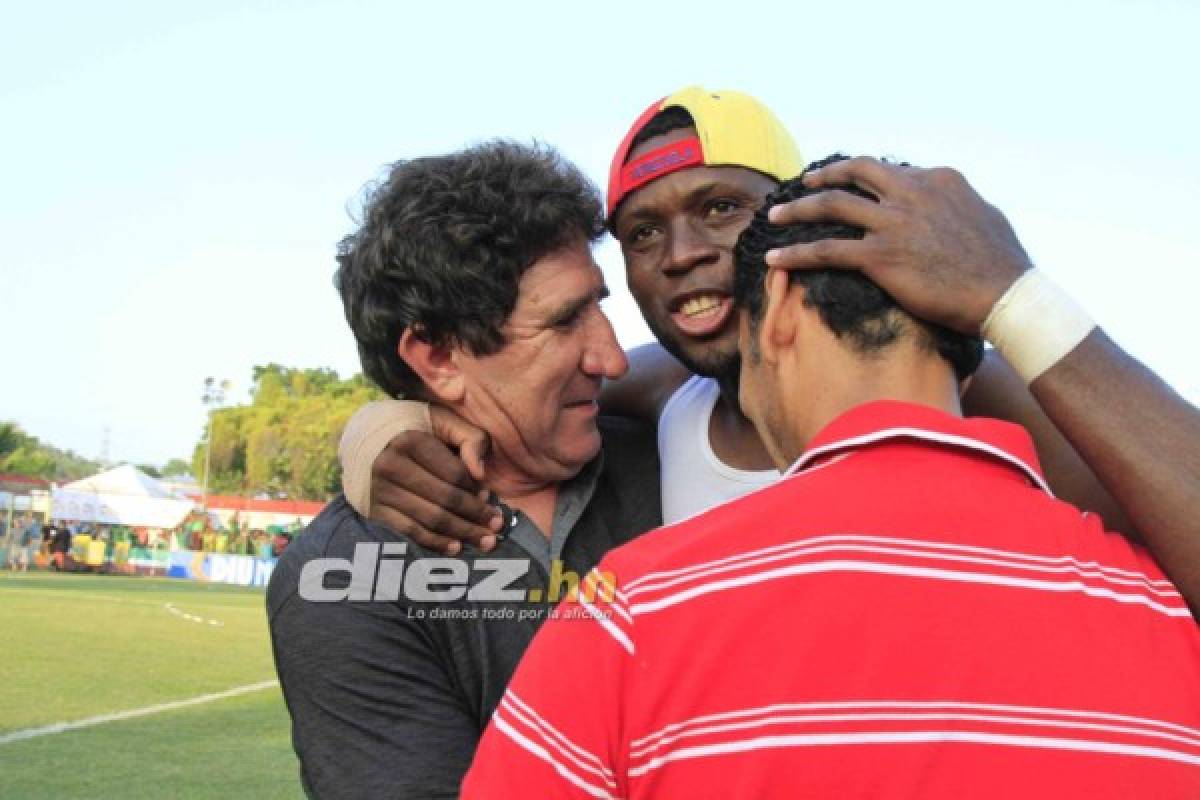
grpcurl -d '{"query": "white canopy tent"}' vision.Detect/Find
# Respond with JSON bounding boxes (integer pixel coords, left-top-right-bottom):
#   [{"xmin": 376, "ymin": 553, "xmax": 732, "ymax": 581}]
[{"xmin": 51, "ymin": 465, "xmax": 195, "ymax": 529}]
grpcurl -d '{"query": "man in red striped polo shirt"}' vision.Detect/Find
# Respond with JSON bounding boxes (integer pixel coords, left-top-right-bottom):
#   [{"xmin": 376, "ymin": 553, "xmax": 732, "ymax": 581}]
[{"xmin": 461, "ymin": 157, "xmax": 1200, "ymax": 798}]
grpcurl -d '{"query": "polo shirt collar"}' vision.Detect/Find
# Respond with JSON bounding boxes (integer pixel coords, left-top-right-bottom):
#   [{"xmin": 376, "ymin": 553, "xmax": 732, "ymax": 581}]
[
  {"xmin": 784, "ymin": 400, "xmax": 1053, "ymax": 497},
  {"xmin": 504, "ymin": 449, "xmax": 604, "ymax": 574}
]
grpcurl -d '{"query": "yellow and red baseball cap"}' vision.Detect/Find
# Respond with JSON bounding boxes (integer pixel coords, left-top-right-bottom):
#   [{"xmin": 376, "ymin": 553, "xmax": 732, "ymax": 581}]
[{"xmin": 606, "ymin": 86, "xmax": 804, "ymax": 220}]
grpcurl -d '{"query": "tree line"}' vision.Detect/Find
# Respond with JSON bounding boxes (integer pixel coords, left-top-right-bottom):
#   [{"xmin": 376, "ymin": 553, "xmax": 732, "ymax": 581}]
[
  {"xmin": 3, "ymin": 364, "xmax": 380, "ymax": 500},
  {"xmin": 0, "ymin": 422, "xmax": 101, "ymax": 481},
  {"xmin": 190, "ymin": 364, "xmax": 383, "ymax": 501}
]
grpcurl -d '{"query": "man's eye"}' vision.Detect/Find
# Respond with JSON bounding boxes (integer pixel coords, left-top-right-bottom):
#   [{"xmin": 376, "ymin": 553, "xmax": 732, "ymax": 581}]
[
  {"xmin": 625, "ymin": 225, "xmax": 656, "ymax": 245},
  {"xmin": 707, "ymin": 199, "xmax": 740, "ymax": 216},
  {"xmin": 553, "ymin": 311, "xmax": 582, "ymax": 330}
]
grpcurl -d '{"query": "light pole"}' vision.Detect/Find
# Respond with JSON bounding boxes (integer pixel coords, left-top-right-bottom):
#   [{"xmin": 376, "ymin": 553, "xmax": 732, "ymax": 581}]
[{"xmin": 200, "ymin": 377, "xmax": 231, "ymax": 512}]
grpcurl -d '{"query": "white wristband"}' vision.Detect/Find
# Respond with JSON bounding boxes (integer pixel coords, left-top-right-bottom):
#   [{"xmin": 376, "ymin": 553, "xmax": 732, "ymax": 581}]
[
  {"xmin": 981, "ymin": 269, "xmax": 1096, "ymax": 385},
  {"xmin": 338, "ymin": 399, "xmax": 432, "ymax": 516}
]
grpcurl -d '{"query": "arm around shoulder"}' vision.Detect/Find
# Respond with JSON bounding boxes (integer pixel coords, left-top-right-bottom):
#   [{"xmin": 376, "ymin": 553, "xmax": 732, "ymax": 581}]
[
  {"xmin": 599, "ymin": 342, "xmax": 692, "ymax": 422},
  {"xmin": 1027, "ymin": 328, "xmax": 1200, "ymax": 615}
]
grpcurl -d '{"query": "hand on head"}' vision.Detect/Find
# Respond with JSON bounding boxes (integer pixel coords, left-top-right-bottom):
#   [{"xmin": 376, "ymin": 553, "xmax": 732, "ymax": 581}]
[{"xmin": 765, "ymin": 156, "xmax": 1034, "ymax": 335}]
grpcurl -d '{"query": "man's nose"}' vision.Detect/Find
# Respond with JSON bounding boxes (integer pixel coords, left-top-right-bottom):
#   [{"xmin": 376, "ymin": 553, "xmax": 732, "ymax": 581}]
[
  {"xmin": 663, "ymin": 217, "xmax": 719, "ymax": 276},
  {"xmin": 581, "ymin": 310, "xmax": 629, "ymax": 380}
]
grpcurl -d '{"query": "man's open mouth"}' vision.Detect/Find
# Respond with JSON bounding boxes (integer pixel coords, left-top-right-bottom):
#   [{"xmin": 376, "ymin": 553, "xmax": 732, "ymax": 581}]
[{"xmin": 670, "ymin": 291, "xmax": 733, "ymax": 338}]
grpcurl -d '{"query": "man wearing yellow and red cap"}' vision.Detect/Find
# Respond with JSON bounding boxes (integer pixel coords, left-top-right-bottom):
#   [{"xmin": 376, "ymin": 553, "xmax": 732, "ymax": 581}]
[{"xmin": 601, "ymin": 87, "xmax": 805, "ymax": 523}]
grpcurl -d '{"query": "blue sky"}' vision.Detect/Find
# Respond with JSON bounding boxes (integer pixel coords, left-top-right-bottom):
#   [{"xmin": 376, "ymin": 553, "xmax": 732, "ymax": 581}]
[{"xmin": 3, "ymin": 0, "xmax": 1198, "ymax": 467}]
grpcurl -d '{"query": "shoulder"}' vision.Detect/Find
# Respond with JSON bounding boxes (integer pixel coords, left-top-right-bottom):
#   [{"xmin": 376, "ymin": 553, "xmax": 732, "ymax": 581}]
[
  {"xmin": 662, "ymin": 372, "xmax": 715, "ymax": 406},
  {"xmin": 597, "ymin": 413, "xmax": 657, "ymax": 453},
  {"xmin": 267, "ymin": 496, "xmax": 436, "ymax": 618},
  {"xmin": 658, "ymin": 374, "xmax": 717, "ymax": 434},
  {"xmin": 591, "ymin": 414, "xmax": 663, "ymax": 532},
  {"xmin": 269, "ymin": 497, "xmax": 358, "ymax": 595},
  {"xmin": 597, "ymin": 413, "xmax": 660, "ymax": 477}
]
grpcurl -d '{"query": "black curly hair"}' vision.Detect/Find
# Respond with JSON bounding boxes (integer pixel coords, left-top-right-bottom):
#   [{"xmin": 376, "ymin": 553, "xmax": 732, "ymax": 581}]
[
  {"xmin": 733, "ymin": 154, "xmax": 984, "ymax": 381},
  {"xmin": 334, "ymin": 141, "xmax": 606, "ymax": 398}
]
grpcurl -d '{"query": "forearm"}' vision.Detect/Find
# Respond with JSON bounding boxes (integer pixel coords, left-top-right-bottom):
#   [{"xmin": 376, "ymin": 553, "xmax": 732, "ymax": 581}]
[
  {"xmin": 599, "ymin": 342, "xmax": 690, "ymax": 421},
  {"xmin": 969, "ymin": 271, "xmax": 1198, "ymax": 604},
  {"xmin": 1030, "ymin": 329, "xmax": 1200, "ymax": 610},
  {"xmin": 339, "ymin": 399, "xmax": 433, "ymax": 515}
]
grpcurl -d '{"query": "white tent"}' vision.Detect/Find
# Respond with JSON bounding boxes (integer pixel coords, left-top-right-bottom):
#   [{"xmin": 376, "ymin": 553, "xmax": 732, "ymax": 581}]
[{"xmin": 51, "ymin": 465, "xmax": 195, "ymax": 528}]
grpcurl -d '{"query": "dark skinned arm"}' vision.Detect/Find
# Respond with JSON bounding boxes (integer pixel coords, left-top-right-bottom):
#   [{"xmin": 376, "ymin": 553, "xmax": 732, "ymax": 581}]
[
  {"xmin": 767, "ymin": 156, "xmax": 1200, "ymax": 611},
  {"xmin": 1029, "ymin": 329, "xmax": 1200, "ymax": 603},
  {"xmin": 599, "ymin": 342, "xmax": 692, "ymax": 421}
]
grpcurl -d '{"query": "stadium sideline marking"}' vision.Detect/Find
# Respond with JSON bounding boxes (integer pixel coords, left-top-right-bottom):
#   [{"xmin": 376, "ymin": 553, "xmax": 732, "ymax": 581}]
[
  {"xmin": 165, "ymin": 602, "xmax": 224, "ymax": 627},
  {"xmin": 0, "ymin": 680, "xmax": 279, "ymax": 745}
]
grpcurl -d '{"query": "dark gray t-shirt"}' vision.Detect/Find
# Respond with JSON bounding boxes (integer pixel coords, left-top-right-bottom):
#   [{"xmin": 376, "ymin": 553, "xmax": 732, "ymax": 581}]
[{"xmin": 267, "ymin": 416, "xmax": 661, "ymax": 799}]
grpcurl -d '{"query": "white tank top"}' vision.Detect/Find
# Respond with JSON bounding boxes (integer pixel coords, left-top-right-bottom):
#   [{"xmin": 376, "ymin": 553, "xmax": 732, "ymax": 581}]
[{"xmin": 657, "ymin": 375, "xmax": 780, "ymax": 524}]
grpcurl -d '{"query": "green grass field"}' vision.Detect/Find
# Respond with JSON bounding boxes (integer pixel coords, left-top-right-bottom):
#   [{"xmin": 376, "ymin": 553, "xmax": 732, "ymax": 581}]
[{"xmin": 0, "ymin": 571, "xmax": 301, "ymax": 799}]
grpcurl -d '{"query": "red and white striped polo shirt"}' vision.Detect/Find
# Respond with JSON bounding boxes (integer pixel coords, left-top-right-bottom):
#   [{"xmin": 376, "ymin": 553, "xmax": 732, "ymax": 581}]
[{"xmin": 462, "ymin": 401, "xmax": 1200, "ymax": 799}]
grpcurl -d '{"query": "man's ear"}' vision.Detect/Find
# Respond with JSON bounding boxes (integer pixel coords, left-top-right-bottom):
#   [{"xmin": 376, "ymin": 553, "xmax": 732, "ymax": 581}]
[
  {"xmin": 759, "ymin": 268, "xmax": 799, "ymax": 364},
  {"xmin": 396, "ymin": 327, "xmax": 465, "ymax": 403}
]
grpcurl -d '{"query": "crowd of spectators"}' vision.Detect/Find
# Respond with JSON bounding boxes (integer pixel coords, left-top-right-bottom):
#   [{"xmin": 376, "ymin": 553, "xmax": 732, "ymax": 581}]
[{"xmin": 3, "ymin": 513, "xmax": 297, "ymax": 572}]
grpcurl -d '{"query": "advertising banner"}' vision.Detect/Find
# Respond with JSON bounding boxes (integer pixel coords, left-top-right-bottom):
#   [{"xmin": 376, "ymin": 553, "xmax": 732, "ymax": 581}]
[{"xmin": 167, "ymin": 551, "xmax": 276, "ymax": 587}]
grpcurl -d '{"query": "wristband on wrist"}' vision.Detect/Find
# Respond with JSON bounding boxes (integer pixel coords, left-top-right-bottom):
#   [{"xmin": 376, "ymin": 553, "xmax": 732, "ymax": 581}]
[
  {"xmin": 980, "ymin": 268, "xmax": 1096, "ymax": 385},
  {"xmin": 338, "ymin": 399, "xmax": 433, "ymax": 516}
]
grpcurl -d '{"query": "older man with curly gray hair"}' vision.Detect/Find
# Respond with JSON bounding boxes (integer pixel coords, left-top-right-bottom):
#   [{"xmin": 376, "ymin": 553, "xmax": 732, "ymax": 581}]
[{"xmin": 268, "ymin": 141, "xmax": 662, "ymax": 799}]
